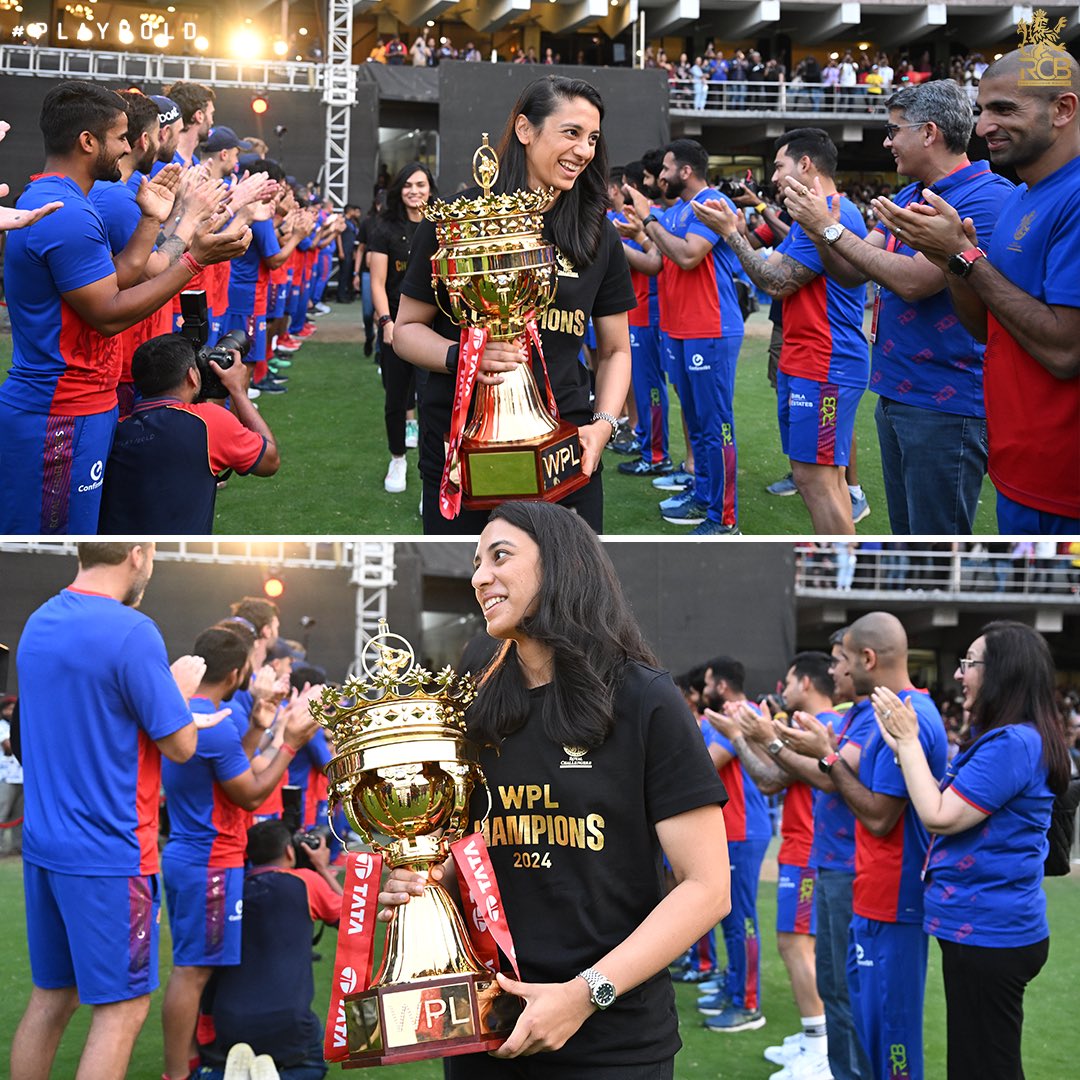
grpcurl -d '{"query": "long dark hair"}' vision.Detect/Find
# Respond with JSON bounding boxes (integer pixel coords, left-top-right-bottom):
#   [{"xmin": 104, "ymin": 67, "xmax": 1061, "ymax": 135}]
[
  {"xmin": 383, "ymin": 161, "xmax": 437, "ymax": 225},
  {"xmin": 493, "ymin": 75, "xmax": 609, "ymax": 268},
  {"xmin": 467, "ymin": 502, "xmax": 657, "ymax": 749},
  {"xmin": 967, "ymin": 620, "xmax": 1070, "ymax": 794}
]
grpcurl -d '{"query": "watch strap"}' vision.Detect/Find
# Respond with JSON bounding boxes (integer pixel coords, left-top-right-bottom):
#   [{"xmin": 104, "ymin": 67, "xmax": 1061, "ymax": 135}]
[
  {"xmin": 641, "ymin": 213, "xmax": 659, "ymax": 229},
  {"xmin": 819, "ymin": 751, "xmax": 841, "ymax": 774},
  {"xmin": 577, "ymin": 967, "xmax": 617, "ymax": 1009},
  {"xmin": 766, "ymin": 738, "xmax": 785, "ymax": 756}
]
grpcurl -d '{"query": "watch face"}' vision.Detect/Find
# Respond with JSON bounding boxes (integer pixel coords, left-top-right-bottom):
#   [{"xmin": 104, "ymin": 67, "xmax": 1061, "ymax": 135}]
[
  {"xmin": 594, "ymin": 980, "xmax": 617, "ymax": 1008},
  {"xmin": 948, "ymin": 253, "xmax": 971, "ymax": 277},
  {"xmin": 823, "ymin": 225, "xmax": 843, "ymax": 243}
]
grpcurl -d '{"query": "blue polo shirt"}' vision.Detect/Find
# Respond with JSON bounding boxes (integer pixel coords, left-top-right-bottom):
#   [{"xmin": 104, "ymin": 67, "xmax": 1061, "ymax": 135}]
[
  {"xmin": 777, "ymin": 195, "xmax": 869, "ymax": 389},
  {"xmin": 870, "ymin": 161, "xmax": 1014, "ymax": 416},
  {"xmin": 0, "ymin": 174, "xmax": 121, "ymax": 415},
  {"xmin": 853, "ymin": 689, "xmax": 947, "ymax": 924},
  {"xmin": 89, "ymin": 175, "xmax": 145, "ymax": 256},
  {"xmin": 923, "ymin": 723, "xmax": 1053, "ymax": 947},
  {"xmin": 809, "ymin": 700, "xmax": 877, "ymax": 872},
  {"xmin": 984, "ymin": 154, "xmax": 1080, "ymax": 519},
  {"xmin": 658, "ymin": 189, "xmax": 743, "ymax": 340}
]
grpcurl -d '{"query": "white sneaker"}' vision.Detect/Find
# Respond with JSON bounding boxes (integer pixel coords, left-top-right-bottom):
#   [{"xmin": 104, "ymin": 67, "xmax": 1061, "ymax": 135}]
[
  {"xmin": 312, "ymin": 302, "xmax": 332, "ymax": 316},
  {"xmin": 247, "ymin": 387, "xmax": 261, "ymax": 400},
  {"xmin": 384, "ymin": 455, "xmax": 407, "ymax": 493},
  {"xmin": 224, "ymin": 1042, "xmax": 256, "ymax": 1080},
  {"xmin": 250, "ymin": 1054, "xmax": 281, "ymax": 1080},
  {"xmin": 769, "ymin": 1049, "xmax": 833, "ymax": 1080},
  {"xmin": 764, "ymin": 1032, "xmax": 806, "ymax": 1066},
  {"xmin": 404, "ymin": 418, "xmax": 419, "ymax": 448}
]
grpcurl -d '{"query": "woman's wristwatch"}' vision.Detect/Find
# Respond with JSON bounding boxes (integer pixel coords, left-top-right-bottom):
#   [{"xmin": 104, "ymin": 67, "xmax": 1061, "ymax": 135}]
[
  {"xmin": 577, "ymin": 968, "xmax": 617, "ymax": 1009},
  {"xmin": 377, "ymin": 314, "xmax": 392, "ymax": 328},
  {"xmin": 591, "ymin": 410, "xmax": 620, "ymax": 441}
]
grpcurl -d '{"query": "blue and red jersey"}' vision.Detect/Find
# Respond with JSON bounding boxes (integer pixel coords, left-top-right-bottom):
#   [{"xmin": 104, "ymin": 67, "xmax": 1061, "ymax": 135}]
[
  {"xmin": 870, "ymin": 162, "xmax": 1013, "ymax": 417},
  {"xmin": 162, "ymin": 696, "xmax": 252, "ymax": 868},
  {"xmin": 984, "ymin": 154, "xmax": 1080, "ymax": 519},
  {"xmin": 17, "ymin": 589, "xmax": 192, "ymax": 876},
  {"xmin": 702, "ymin": 723, "xmax": 771, "ymax": 842},
  {"xmin": 610, "ymin": 209, "xmax": 660, "ymax": 329},
  {"xmin": 658, "ymin": 189, "xmax": 743, "ymax": 340},
  {"xmin": 1, "ymin": 174, "xmax": 122, "ymax": 415},
  {"xmin": 778, "ymin": 780, "xmax": 815, "ymax": 867},
  {"xmin": 810, "ymin": 701, "xmax": 876, "ymax": 872},
  {"xmin": 853, "ymin": 689, "xmax": 947, "ymax": 924},
  {"xmin": 777, "ymin": 195, "xmax": 868, "ymax": 388},
  {"xmin": 286, "ymin": 729, "xmax": 333, "ymax": 827},
  {"xmin": 89, "ymin": 175, "xmax": 144, "ymax": 256},
  {"xmin": 227, "ymin": 218, "xmax": 280, "ymax": 316},
  {"xmin": 924, "ymin": 723, "xmax": 1053, "ymax": 948}
]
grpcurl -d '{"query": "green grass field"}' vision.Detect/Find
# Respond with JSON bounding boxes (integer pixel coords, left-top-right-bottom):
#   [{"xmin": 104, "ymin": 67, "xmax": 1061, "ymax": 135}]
[
  {"xmin": 0, "ymin": 315, "xmax": 998, "ymax": 536},
  {"xmin": 2, "ymin": 851, "xmax": 1078, "ymax": 1078}
]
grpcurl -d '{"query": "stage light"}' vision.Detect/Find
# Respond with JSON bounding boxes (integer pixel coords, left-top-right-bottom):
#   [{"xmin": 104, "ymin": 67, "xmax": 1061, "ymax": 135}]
[
  {"xmin": 119, "ymin": 27, "xmax": 134, "ymax": 44},
  {"xmin": 76, "ymin": 23, "xmax": 93, "ymax": 41},
  {"xmin": 194, "ymin": 34, "xmax": 209, "ymax": 51},
  {"xmin": 251, "ymin": 95, "xmax": 270, "ymax": 115},
  {"xmin": 298, "ymin": 26, "xmax": 308, "ymax": 36},
  {"xmin": 263, "ymin": 573, "xmax": 285, "ymax": 599},
  {"xmin": 153, "ymin": 32, "xmax": 168, "ymax": 48},
  {"xmin": 273, "ymin": 38, "xmax": 288, "ymax": 57},
  {"xmin": 230, "ymin": 27, "xmax": 263, "ymax": 58}
]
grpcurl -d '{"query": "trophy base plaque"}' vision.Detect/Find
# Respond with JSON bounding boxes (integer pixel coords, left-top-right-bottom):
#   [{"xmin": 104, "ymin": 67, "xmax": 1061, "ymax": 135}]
[
  {"xmin": 341, "ymin": 971, "xmax": 523, "ymax": 1068},
  {"xmin": 460, "ymin": 420, "xmax": 590, "ymax": 510}
]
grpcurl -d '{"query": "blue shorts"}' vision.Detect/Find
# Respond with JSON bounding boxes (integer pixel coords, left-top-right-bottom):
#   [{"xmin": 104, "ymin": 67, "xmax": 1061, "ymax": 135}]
[
  {"xmin": 776, "ymin": 863, "xmax": 817, "ymax": 935},
  {"xmin": 24, "ymin": 862, "xmax": 161, "ymax": 1004},
  {"xmin": 269, "ymin": 282, "xmax": 288, "ymax": 320},
  {"xmin": 0, "ymin": 403, "xmax": 117, "ymax": 533},
  {"xmin": 162, "ymin": 856, "xmax": 244, "ymax": 967},
  {"xmin": 220, "ymin": 310, "xmax": 269, "ymax": 366},
  {"xmin": 778, "ymin": 373, "xmax": 861, "ymax": 467},
  {"xmin": 996, "ymin": 490, "xmax": 1080, "ymax": 535}
]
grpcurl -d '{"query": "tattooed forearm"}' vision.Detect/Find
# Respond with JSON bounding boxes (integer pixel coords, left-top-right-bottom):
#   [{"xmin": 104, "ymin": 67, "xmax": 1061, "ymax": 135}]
[
  {"xmin": 725, "ymin": 231, "xmax": 816, "ymax": 298},
  {"xmin": 733, "ymin": 736, "xmax": 789, "ymax": 789},
  {"xmin": 159, "ymin": 234, "xmax": 187, "ymax": 267}
]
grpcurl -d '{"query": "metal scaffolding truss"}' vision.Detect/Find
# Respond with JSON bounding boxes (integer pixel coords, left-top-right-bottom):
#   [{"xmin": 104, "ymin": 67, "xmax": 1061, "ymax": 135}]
[
  {"xmin": 0, "ymin": 44, "xmax": 321, "ymax": 90},
  {"xmin": 348, "ymin": 542, "xmax": 397, "ymax": 675},
  {"xmin": 321, "ymin": 0, "xmax": 357, "ymax": 210}
]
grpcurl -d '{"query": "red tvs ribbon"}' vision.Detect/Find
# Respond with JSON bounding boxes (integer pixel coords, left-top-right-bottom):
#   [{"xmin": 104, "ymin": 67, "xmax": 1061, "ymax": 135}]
[
  {"xmin": 438, "ymin": 317, "xmax": 561, "ymax": 520},
  {"xmin": 450, "ymin": 833, "xmax": 520, "ymax": 979},
  {"xmin": 323, "ymin": 850, "xmax": 382, "ymax": 1063},
  {"xmin": 440, "ymin": 324, "xmax": 489, "ymax": 520}
]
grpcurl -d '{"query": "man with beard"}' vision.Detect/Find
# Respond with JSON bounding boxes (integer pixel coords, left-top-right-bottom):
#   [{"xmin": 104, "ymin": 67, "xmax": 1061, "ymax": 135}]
[
  {"xmin": 694, "ymin": 656, "xmax": 771, "ymax": 1030},
  {"xmin": 782, "ymin": 80, "xmax": 1013, "ymax": 534},
  {"xmin": 873, "ymin": 49, "xmax": 1080, "ymax": 533},
  {"xmin": 8, "ymin": 542, "xmax": 205, "ymax": 1080},
  {"xmin": 779, "ymin": 613, "xmax": 946, "ymax": 1080},
  {"xmin": 149, "ymin": 93, "xmax": 183, "ymax": 176},
  {"xmin": 0, "ymin": 81, "xmax": 251, "ymax": 533},
  {"xmin": 162, "ymin": 80, "xmax": 216, "ymax": 169},
  {"xmin": 159, "ymin": 625, "xmax": 320, "ymax": 1080},
  {"xmin": 90, "ymin": 91, "xmax": 227, "ymax": 416},
  {"xmin": 622, "ymin": 139, "xmax": 744, "ymax": 534}
]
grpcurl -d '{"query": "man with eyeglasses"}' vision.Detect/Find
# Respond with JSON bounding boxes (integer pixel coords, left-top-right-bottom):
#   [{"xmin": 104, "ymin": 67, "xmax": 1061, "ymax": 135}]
[
  {"xmin": 871, "ymin": 49, "xmax": 1080, "ymax": 534},
  {"xmin": 781, "ymin": 80, "xmax": 1013, "ymax": 535}
]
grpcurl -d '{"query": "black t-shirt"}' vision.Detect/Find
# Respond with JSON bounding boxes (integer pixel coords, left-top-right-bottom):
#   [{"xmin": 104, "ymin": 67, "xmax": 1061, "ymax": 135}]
[
  {"xmin": 461, "ymin": 661, "xmax": 728, "ymax": 1067},
  {"xmin": 400, "ymin": 193, "xmax": 636, "ymax": 483},
  {"xmin": 367, "ymin": 214, "xmax": 420, "ymax": 316}
]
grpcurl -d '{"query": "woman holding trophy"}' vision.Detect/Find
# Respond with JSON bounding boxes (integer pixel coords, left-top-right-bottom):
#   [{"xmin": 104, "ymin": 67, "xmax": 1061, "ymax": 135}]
[
  {"xmin": 378, "ymin": 501, "xmax": 732, "ymax": 1077},
  {"xmin": 395, "ymin": 76, "xmax": 636, "ymax": 534}
]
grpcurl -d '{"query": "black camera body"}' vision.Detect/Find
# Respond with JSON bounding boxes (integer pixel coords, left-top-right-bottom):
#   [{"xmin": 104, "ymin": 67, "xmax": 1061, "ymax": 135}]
[
  {"xmin": 717, "ymin": 171, "xmax": 766, "ymax": 201},
  {"xmin": 179, "ymin": 289, "xmax": 251, "ymax": 401},
  {"xmin": 292, "ymin": 826, "xmax": 328, "ymax": 871}
]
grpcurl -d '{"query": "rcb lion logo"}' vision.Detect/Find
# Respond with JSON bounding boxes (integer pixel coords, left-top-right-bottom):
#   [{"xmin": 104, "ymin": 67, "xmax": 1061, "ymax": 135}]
[{"xmin": 1017, "ymin": 9, "xmax": 1072, "ymax": 86}]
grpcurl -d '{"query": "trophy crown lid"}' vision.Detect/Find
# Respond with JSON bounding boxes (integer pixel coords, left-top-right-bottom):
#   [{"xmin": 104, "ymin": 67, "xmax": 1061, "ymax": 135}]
[{"xmin": 308, "ymin": 619, "xmax": 478, "ymax": 732}]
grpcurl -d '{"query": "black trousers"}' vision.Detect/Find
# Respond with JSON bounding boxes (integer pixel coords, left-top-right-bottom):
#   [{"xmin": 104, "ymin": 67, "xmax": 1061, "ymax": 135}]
[
  {"xmin": 420, "ymin": 467, "xmax": 604, "ymax": 535},
  {"xmin": 445, "ymin": 1054, "xmax": 673, "ymax": 1080},
  {"xmin": 939, "ymin": 936, "xmax": 1049, "ymax": 1080},
  {"xmin": 382, "ymin": 340, "xmax": 417, "ymax": 457}
]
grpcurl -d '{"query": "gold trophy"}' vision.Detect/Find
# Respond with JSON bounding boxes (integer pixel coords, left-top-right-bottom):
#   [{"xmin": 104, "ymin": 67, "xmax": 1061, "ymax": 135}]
[
  {"xmin": 426, "ymin": 134, "xmax": 589, "ymax": 515},
  {"xmin": 314, "ymin": 621, "xmax": 519, "ymax": 1067}
]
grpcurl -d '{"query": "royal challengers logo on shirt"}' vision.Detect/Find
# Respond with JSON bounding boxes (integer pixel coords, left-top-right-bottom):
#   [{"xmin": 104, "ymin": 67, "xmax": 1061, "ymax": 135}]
[
  {"xmin": 1008, "ymin": 210, "xmax": 1037, "ymax": 252},
  {"xmin": 560, "ymin": 745, "xmax": 592, "ymax": 769}
]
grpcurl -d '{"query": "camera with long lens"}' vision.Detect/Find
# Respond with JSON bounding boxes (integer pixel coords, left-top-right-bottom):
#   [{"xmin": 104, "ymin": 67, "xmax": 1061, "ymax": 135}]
[
  {"xmin": 179, "ymin": 289, "xmax": 251, "ymax": 401},
  {"xmin": 717, "ymin": 170, "xmax": 766, "ymax": 201}
]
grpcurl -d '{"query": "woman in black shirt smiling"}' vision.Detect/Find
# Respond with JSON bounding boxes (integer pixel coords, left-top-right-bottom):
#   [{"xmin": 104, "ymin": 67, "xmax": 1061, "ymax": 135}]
[{"xmin": 395, "ymin": 76, "xmax": 635, "ymax": 534}]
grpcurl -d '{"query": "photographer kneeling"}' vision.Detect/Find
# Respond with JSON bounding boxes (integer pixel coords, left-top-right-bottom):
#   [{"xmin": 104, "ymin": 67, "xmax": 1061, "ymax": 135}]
[
  {"xmin": 195, "ymin": 821, "xmax": 342, "ymax": 1080},
  {"xmin": 98, "ymin": 333, "xmax": 280, "ymax": 533}
]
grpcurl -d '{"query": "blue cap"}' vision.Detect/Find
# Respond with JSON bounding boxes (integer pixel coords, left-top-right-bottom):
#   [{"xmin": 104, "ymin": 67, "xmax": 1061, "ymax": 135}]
[
  {"xmin": 148, "ymin": 94, "xmax": 181, "ymax": 127},
  {"xmin": 204, "ymin": 125, "xmax": 253, "ymax": 153}
]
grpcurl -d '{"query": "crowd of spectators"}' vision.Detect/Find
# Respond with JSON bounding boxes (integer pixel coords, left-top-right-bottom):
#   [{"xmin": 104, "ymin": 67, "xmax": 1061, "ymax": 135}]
[{"xmin": 796, "ymin": 542, "xmax": 1080, "ymax": 596}]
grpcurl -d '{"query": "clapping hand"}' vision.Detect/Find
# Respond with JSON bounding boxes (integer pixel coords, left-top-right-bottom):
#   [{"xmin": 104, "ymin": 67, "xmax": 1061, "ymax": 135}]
[
  {"xmin": 870, "ymin": 686, "xmax": 919, "ymax": 750},
  {"xmin": 778, "ymin": 710, "xmax": 836, "ymax": 759}
]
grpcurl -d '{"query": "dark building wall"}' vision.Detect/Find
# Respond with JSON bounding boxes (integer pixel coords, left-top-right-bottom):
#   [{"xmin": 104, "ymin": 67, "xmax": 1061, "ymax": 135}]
[{"xmin": 0, "ymin": 76, "xmax": 378, "ymax": 208}]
